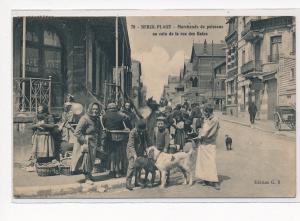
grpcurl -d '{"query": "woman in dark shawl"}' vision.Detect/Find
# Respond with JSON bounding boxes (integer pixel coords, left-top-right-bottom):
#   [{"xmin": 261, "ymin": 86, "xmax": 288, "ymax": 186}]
[{"xmin": 71, "ymin": 102, "xmax": 102, "ymax": 183}]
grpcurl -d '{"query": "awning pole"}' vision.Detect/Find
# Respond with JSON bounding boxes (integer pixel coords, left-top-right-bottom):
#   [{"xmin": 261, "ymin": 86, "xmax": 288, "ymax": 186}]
[
  {"xmin": 21, "ymin": 17, "xmax": 26, "ymax": 112},
  {"xmin": 115, "ymin": 16, "xmax": 118, "ymax": 103}
]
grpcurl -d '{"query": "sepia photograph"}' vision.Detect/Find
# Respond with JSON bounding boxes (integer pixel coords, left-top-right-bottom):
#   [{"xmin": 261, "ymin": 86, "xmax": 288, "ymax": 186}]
[{"xmin": 12, "ymin": 14, "xmax": 296, "ymax": 199}]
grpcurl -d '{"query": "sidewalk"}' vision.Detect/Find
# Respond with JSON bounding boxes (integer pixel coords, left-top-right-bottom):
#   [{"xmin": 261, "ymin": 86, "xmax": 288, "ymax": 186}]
[
  {"xmin": 215, "ymin": 111, "xmax": 296, "ymax": 139},
  {"xmin": 13, "ymin": 163, "xmax": 127, "ymax": 198}
]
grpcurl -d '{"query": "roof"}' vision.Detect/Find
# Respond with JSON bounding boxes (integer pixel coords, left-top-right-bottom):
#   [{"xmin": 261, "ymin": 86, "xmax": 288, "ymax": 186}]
[{"xmin": 192, "ymin": 43, "xmax": 226, "ymax": 57}]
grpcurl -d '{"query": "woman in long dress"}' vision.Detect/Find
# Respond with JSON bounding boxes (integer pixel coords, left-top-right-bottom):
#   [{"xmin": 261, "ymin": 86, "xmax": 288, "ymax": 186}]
[
  {"xmin": 30, "ymin": 104, "xmax": 56, "ymax": 163},
  {"xmin": 71, "ymin": 102, "xmax": 102, "ymax": 183}
]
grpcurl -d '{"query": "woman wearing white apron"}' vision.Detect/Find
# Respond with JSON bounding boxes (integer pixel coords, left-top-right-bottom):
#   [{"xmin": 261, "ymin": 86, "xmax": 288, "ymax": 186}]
[{"xmin": 195, "ymin": 103, "xmax": 220, "ymax": 190}]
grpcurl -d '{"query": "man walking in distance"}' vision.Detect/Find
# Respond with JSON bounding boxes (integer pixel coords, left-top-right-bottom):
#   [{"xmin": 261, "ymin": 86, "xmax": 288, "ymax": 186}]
[{"xmin": 248, "ymin": 101, "xmax": 258, "ymax": 126}]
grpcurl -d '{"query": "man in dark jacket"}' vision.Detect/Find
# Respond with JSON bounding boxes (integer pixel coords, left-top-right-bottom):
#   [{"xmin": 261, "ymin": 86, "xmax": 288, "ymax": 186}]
[
  {"xmin": 248, "ymin": 101, "xmax": 258, "ymax": 125},
  {"xmin": 102, "ymin": 103, "xmax": 127, "ymax": 178},
  {"xmin": 126, "ymin": 119, "xmax": 150, "ymax": 190}
]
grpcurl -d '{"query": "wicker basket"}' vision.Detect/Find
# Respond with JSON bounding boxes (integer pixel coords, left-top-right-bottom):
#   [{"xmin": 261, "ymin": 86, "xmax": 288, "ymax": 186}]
[
  {"xmin": 36, "ymin": 164, "xmax": 60, "ymax": 176},
  {"xmin": 59, "ymin": 165, "xmax": 72, "ymax": 176},
  {"xmin": 109, "ymin": 130, "xmax": 129, "ymax": 142}
]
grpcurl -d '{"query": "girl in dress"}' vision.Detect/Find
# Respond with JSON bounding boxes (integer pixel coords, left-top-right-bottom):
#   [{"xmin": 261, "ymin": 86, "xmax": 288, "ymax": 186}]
[{"xmin": 30, "ymin": 104, "xmax": 56, "ymax": 163}]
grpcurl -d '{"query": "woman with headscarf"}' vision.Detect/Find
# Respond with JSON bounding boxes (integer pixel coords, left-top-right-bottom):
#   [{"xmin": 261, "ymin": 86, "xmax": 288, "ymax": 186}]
[
  {"xmin": 30, "ymin": 104, "xmax": 56, "ymax": 163},
  {"xmin": 71, "ymin": 102, "xmax": 102, "ymax": 183}
]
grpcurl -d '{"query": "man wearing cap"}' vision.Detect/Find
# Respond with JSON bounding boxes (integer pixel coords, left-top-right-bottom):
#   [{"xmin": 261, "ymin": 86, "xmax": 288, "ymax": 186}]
[
  {"xmin": 126, "ymin": 119, "xmax": 150, "ymax": 190},
  {"xmin": 195, "ymin": 103, "xmax": 221, "ymax": 190},
  {"xmin": 152, "ymin": 116, "xmax": 170, "ymax": 153}
]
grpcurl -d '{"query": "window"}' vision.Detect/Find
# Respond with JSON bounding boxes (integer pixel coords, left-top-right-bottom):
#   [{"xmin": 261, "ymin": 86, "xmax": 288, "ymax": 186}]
[
  {"xmin": 190, "ymin": 77, "xmax": 198, "ymax": 87},
  {"xmin": 292, "ymin": 32, "xmax": 296, "ymax": 54},
  {"xmin": 243, "ymin": 17, "xmax": 246, "ymax": 28},
  {"xmin": 242, "ymin": 50, "xmax": 245, "ymax": 65},
  {"xmin": 270, "ymin": 36, "xmax": 282, "ymax": 62},
  {"xmin": 25, "ymin": 28, "xmax": 63, "ymax": 108},
  {"xmin": 290, "ymin": 68, "xmax": 295, "ymax": 80}
]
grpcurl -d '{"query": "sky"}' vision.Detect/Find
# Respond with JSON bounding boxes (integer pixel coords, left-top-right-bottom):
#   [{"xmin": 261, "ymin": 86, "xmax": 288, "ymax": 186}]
[{"xmin": 127, "ymin": 16, "xmax": 227, "ymax": 101}]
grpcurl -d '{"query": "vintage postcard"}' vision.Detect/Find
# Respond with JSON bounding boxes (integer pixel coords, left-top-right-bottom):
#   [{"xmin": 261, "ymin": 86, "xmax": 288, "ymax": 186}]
[{"xmin": 12, "ymin": 12, "xmax": 296, "ymax": 199}]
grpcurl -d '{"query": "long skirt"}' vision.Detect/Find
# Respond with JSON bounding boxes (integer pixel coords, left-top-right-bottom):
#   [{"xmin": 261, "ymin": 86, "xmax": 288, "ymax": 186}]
[
  {"xmin": 174, "ymin": 128, "xmax": 186, "ymax": 148},
  {"xmin": 195, "ymin": 144, "xmax": 219, "ymax": 182},
  {"xmin": 32, "ymin": 133, "xmax": 55, "ymax": 159},
  {"xmin": 71, "ymin": 138, "xmax": 97, "ymax": 174},
  {"xmin": 107, "ymin": 140, "xmax": 127, "ymax": 174}
]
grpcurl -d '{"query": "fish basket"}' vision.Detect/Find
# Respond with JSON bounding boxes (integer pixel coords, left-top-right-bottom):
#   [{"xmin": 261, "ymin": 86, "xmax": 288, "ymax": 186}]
[
  {"xmin": 109, "ymin": 130, "xmax": 130, "ymax": 142},
  {"xmin": 36, "ymin": 163, "xmax": 60, "ymax": 177},
  {"xmin": 59, "ymin": 165, "xmax": 72, "ymax": 176}
]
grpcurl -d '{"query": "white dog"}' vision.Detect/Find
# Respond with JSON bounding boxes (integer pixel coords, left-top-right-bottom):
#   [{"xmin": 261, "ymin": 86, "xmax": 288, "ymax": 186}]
[{"xmin": 147, "ymin": 144, "xmax": 194, "ymax": 188}]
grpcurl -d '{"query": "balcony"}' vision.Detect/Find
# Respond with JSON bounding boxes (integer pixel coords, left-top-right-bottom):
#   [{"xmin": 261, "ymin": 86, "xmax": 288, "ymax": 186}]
[
  {"xmin": 241, "ymin": 60, "xmax": 262, "ymax": 75},
  {"xmin": 225, "ymin": 30, "xmax": 238, "ymax": 44},
  {"xmin": 241, "ymin": 16, "xmax": 293, "ymax": 41},
  {"xmin": 13, "ymin": 77, "xmax": 52, "ymax": 113}
]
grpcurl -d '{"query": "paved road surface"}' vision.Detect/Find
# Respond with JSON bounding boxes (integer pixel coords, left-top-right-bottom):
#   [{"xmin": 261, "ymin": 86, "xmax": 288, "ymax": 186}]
[{"xmin": 54, "ymin": 119, "xmax": 295, "ymax": 198}]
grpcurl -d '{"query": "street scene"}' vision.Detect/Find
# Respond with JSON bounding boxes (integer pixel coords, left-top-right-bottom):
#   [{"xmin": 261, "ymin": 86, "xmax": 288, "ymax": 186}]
[{"xmin": 13, "ymin": 16, "xmax": 296, "ymax": 198}]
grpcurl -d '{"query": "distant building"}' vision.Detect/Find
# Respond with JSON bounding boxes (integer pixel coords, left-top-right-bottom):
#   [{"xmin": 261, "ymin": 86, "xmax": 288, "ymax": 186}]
[
  {"xmin": 212, "ymin": 61, "xmax": 226, "ymax": 111},
  {"xmin": 182, "ymin": 40, "xmax": 226, "ymax": 105},
  {"xmin": 162, "ymin": 75, "xmax": 181, "ymax": 107}
]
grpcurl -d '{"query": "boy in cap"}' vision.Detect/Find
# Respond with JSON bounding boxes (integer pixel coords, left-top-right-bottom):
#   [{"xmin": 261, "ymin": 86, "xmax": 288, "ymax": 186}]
[
  {"xmin": 152, "ymin": 116, "xmax": 170, "ymax": 153},
  {"xmin": 126, "ymin": 119, "xmax": 150, "ymax": 190}
]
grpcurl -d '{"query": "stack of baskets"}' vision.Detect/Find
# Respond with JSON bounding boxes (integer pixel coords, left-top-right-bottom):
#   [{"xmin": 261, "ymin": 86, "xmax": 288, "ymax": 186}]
[{"xmin": 59, "ymin": 151, "xmax": 73, "ymax": 176}]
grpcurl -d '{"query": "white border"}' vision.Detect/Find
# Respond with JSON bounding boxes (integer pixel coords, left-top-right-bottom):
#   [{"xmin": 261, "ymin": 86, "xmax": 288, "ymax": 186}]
[
  {"xmin": 8, "ymin": 8, "xmax": 300, "ymax": 203},
  {"xmin": 1, "ymin": 1, "xmax": 300, "ymax": 220}
]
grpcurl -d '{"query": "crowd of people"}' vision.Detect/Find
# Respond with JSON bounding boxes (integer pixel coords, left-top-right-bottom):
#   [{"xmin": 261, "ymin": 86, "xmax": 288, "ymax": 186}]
[{"xmin": 28, "ymin": 95, "xmax": 220, "ymax": 190}]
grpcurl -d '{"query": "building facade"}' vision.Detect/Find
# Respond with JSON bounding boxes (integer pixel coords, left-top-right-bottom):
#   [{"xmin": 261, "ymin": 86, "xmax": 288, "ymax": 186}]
[
  {"xmin": 183, "ymin": 40, "xmax": 226, "ymax": 105},
  {"xmin": 162, "ymin": 75, "xmax": 181, "ymax": 107},
  {"xmin": 225, "ymin": 16, "xmax": 296, "ymax": 120},
  {"xmin": 212, "ymin": 61, "xmax": 226, "ymax": 111},
  {"xmin": 13, "ymin": 17, "xmax": 131, "ymax": 116},
  {"xmin": 131, "ymin": 60, "xmax": 143, "ymax": 108}
]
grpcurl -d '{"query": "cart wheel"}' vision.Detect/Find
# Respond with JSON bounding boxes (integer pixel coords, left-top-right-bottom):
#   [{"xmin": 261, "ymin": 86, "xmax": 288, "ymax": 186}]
[{"xmin": 287, "ymin": 122, "xmax": 296, "ymax": 130}]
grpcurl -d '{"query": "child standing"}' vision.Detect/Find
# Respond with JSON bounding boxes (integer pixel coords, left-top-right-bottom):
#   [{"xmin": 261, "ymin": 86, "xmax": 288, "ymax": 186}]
[{"xmin": 153, "ymin": 116, "xmax": 170, "ymax": 153}]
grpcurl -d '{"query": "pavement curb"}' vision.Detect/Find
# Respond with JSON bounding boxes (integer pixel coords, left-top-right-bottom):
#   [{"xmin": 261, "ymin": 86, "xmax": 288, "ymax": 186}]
[
  {"xmin": 14, "ymin": 177, "xmax": 127, "ymax": 198},
  {"xmin": 219, "ymin": 117, "xmax": 295, "ymax": 139}
]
